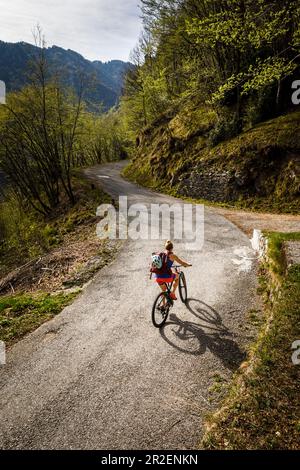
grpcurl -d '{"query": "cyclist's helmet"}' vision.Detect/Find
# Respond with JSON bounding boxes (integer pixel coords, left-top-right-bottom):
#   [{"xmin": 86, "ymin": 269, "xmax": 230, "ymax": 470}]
[{"xmin": 151, "ymin": 254, "xmax": 162, "ymax": 269}]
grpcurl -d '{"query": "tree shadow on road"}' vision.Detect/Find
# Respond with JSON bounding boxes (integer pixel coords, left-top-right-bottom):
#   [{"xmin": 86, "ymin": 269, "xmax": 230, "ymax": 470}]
[{"xmin": 159, "ymin": 298, "xmax": 246, "ymax": 371}]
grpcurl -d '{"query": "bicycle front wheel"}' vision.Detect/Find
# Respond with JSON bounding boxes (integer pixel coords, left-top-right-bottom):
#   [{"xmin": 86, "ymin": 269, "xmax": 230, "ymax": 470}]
[
  {"xmin": 152, "ymin": 292, "xmax": 169, "ymax": 328},
  {"xmin": 179, "ymin": 272, "xmax": 187, "ymax": 303}
]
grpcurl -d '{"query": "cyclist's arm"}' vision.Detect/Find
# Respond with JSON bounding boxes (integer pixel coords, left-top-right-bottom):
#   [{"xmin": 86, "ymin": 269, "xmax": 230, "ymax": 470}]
[{"xmin": 171, "ymin": 254, "xmax": 192, "ymax": 267}]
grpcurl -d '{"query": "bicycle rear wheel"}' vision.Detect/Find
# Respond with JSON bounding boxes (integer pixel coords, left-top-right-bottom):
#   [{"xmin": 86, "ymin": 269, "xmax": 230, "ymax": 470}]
[
  {"xmin": 152, "ymin": 292, "xmax": 170, "ymax": 328},
  {"xmin": 179, "ymin": 272, "xmax": 187, "ymax": 303}
]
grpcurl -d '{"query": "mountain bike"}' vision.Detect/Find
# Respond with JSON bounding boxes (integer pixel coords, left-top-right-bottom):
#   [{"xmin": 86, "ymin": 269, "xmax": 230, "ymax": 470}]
[{"xmin": 151, "ymin": 265, "xmax": 188, "ymax": 328}]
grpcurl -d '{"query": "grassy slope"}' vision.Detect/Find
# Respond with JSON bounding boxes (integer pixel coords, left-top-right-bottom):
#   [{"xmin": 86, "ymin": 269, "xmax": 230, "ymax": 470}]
[
  {"xmin": 123, "ymin": 104, "xmax": 216, "ymax": 189},
  {"xmin": 0, "ymin": 292, "xmax": 76, "ymax": 344},
  {"xmin": 202, "ymin": 232, "xmax": 300, "ymax": 450},
  {"xmin": 124, "ymin": 109, "xmax": 300, "ymax": 213}
]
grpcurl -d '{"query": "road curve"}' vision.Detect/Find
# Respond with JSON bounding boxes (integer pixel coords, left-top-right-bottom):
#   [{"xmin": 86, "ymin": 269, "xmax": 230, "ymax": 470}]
[{"xmin": 0, "ymin": 161, "xmax": 259, "ymax": 450}]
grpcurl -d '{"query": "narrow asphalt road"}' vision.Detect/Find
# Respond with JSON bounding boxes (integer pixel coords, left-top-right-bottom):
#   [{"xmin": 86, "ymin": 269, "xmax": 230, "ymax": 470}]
[{"xmin": 0, "ymin": 162, "xmax": 259, "ymax": 450}]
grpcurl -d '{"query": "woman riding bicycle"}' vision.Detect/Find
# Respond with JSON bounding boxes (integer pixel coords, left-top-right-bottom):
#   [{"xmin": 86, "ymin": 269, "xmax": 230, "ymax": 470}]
[{"xmin": 154, "ymin": 240, "xmax": 192, "ymax": 300}]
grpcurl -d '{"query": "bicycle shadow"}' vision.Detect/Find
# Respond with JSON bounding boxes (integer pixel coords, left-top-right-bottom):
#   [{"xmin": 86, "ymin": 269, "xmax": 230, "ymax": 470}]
[
  {"xmin": 159, "ymin": 298, "xmax": 245, "ymax": 371},
  {"xmin": 185, "ymin": 298, "xmax": 226, "ymax": 331}
]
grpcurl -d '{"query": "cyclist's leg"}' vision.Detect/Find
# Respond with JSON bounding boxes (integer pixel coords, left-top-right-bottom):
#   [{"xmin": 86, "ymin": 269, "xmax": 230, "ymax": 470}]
[
  {"xmin": 157, "ymin": 282, "xmax": 167, "ymax": 306},
  {"xmin": 171, "ymin": 273, "xmax": 179, "ymax": 294}
]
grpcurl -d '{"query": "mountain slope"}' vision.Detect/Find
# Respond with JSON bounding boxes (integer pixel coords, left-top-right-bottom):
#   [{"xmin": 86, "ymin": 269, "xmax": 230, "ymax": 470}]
[{"xmin": 0, "ymin": 41, "xmax": 131, "ymax": 111}]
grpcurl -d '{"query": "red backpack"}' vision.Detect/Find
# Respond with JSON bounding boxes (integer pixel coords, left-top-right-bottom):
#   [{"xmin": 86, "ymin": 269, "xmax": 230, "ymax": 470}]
[{"xmin": 150, "ymin": 252, "xmax": 172, "ymax": 276}]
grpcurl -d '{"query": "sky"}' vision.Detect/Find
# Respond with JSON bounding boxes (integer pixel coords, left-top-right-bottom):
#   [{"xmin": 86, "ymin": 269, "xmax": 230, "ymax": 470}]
[{"xmin": 0, "ymin": 0, "xmax": 142, "ymax": 62}]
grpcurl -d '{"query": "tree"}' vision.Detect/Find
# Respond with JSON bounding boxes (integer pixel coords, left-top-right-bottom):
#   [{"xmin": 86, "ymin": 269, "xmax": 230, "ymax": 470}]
[
  {"xmin": 0, "ymin": 29, "xmax": 84, "ymax": 215},
  {"xmin": 122, "ymin": 0, "xmax": 300, "ymax": 139}
]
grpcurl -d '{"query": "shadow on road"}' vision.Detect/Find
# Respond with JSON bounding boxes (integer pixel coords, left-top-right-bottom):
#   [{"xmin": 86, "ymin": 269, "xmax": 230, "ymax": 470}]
[
  {"xmin": 159, "ymin": 298, "xmax": 245, "ymax": 371},
  {"xmin": 186, "ymin": 298, "xmax": 224, "ymax": 328}
]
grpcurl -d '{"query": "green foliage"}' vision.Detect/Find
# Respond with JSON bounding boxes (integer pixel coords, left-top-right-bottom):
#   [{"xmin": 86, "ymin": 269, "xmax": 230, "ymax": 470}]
[
  {"xmin": 265, "ymin": 232, "xmax": 300, "ymax": 278},
  {"xmin": 77, "ymin": 109, "xmax": 131, "ymax": 165},
  {"xmin": 0, "ymin": 292, "xmax": 77, "ymax": 343},
  {"xmin": 0, "ymin": 192, "xmax": 52, "ymax": 264},
  {"xmin": 208, "ymin": 113, "xmax": 240, "ymax": 147},
  {"xmin": 186, "ymin": 0, "xmax": 299, "ymax": 106},
  {"xmin": 122, "ymin": 0, "xmax": 300, "ymax": 141},
  {"xmin": 120, "ymin": 49, "xmax": 173, "ymax": 135},
  {"xmin": 243, "ymin": 87, "xmax": 276, "ymax": 127}
]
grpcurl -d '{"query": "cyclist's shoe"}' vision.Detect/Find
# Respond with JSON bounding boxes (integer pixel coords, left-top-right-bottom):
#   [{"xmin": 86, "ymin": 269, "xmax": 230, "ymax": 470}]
[{"xmin": 170, "ymin": 293, "xmax": 177, "ymax": 300}]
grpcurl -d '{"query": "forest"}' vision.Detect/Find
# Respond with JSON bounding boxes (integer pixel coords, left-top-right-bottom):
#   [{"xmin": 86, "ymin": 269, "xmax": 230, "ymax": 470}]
[
  {"xmin": 122, "ymin": 0, "xmax": 300, "ymax": 133},
  {"xmin": 121, "ymin": 0, "xmax": 300, "ymax": 213}
]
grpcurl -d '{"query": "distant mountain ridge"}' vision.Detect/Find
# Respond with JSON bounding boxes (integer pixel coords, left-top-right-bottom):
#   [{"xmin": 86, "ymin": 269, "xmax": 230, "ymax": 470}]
[{"xmin": 0, "ymin": 40, "xmax": 131, "ymax": 111}]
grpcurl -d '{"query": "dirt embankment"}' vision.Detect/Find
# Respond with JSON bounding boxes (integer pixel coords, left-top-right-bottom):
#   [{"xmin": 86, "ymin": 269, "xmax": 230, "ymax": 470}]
[
  {"xmin": 0, "ymin": 173, "xmax": 119, "ymax": 296},
  {"xmin": 125, "ymin": 109, "xmax": 300, "ymax": 214},
  {"xmin": 0, "ymin": 224, "xmax": 118, "ymax": 296}
]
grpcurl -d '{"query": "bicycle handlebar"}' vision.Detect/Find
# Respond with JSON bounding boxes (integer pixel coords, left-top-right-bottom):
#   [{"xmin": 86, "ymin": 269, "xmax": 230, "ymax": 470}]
[
  {"xmin": 172, "ymin": 264, "xmax": 192, "ymax": 268},
  {"xmin": 149, "ymin": 264, "xmax": 191, "ymax": 279}
]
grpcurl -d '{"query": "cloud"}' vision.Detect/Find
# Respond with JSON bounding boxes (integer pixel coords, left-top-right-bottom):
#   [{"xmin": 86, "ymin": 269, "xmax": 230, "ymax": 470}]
[{"xmin": 0, "ymin": 0, "xmax": 142, "ymax": 61}]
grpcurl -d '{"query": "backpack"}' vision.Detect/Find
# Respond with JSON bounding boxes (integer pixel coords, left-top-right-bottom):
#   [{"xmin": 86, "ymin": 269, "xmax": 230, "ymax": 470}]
[{"xmin": 150, "ymin": 251, "xmax": 171, "ymax": 275}]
